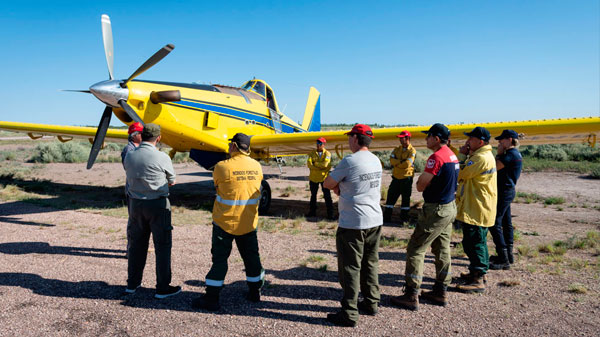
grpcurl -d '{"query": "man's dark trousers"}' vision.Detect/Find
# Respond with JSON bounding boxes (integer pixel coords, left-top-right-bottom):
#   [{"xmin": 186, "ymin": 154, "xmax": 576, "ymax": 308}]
[
  {"xmin": 205, "ymin": 224, "xmax": 264, "ymax": 294},
  {"xmin": 460, "ymin": 221, "xmax": 489, "ymax": 274},
  {"xmin": 489, "ymin": 189, "xmax": 515, "ymax": 252},
  {"xmin": 127, "ymin": 197, "xmax": 173, "ymax": 291},
  {"xmin": 309, "ymin": 181, "xmax": 333, "ymax": 215},
  {"xmin": 336, "ymin": 225, "xmax": 381, "ymax": 323},
  {"xmin": 384, "ymin": 176, "xmax": 413, "ymax": 220}
]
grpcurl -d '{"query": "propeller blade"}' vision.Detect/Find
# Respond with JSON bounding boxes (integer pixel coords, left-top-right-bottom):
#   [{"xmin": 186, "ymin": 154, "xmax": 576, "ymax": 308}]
[
  {"xmin": 87, "ymin": 106, "xmax": 112, "ymax": 169},
  {"xmin": 101, "ymin": 14, "xmax": 114, "ymax": 80},
  {"xmin": 118, "ymin": 100, "xmax": 145, "ymax": 126},
  {"xmin": 61, "ymin": 89, "xmax": 92, "ymax": 93},
  {"xmin": 124, "ymin": 44, "xmax": 174, "ymax": 85}
]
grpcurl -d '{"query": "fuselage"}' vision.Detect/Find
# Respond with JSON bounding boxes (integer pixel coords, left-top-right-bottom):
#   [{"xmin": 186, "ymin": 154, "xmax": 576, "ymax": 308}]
[{"xmin": 112, "ymin": 79, "xmax": 304, "ymax": 155}]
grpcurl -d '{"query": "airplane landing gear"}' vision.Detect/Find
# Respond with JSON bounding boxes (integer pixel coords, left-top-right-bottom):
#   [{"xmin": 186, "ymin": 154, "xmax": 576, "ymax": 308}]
[{"xmin": 258, "ymin": 180, "xmax": 271, "ymax": 215}]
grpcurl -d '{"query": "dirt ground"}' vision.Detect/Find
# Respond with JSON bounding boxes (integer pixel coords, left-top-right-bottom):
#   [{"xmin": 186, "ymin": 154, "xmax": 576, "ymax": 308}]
[{"xmin": 1, "ymin": 158, "xmax": 600, "ymax": 336}]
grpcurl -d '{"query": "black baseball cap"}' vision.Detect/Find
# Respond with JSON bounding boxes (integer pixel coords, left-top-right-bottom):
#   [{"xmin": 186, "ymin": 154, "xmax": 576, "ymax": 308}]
[
  {"xmin": 494, "ymin": 129, "xmax": 519, "ymax": 140},
  {"xmin": 229, "ymin": 133, "xmax": 251, "ymax": 152},
  {"xmin": 421, "ymin": 123, "xmax": 450, "ymax": 141},
  {"xmin": 464, "ymin": 126, "xmax": 491, "ymax": 142}
]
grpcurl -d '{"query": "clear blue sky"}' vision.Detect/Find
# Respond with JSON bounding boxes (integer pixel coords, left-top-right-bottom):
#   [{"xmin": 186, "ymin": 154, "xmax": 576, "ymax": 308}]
[{"xmin": 0, "ymin": 0, "xmax": 598, "ymax": 127}]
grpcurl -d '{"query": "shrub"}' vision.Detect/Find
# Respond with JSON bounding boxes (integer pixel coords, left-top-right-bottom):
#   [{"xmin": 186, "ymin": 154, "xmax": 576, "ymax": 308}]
[{"xmin": 30, "ymin": 142, "xmax": 88, "ymax": 163}]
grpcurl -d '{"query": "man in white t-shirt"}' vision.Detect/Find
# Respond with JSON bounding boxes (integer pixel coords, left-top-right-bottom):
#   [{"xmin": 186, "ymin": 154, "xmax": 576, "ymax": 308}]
[{"xmin": 323, "ymin": 123, "xmax": 383, "ymax": 327}]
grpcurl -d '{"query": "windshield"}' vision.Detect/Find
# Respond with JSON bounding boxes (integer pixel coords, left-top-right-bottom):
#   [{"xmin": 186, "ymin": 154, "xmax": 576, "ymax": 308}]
[{"xmin": 241, "ymin": 80, "xmax": 266, "ymax": 97}]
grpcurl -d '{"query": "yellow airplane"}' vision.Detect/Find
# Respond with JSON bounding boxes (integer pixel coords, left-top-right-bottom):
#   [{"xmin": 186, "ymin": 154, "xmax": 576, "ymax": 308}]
[{"xmin": 1, "ymin": 14, "xmax": 599, "ymax": 213}]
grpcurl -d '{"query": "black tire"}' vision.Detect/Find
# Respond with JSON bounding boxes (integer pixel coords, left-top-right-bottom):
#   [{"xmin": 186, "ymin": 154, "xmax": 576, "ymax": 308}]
[{"xmin": 258, "ymin": 180, "xmax": 271, "ymax": 215}]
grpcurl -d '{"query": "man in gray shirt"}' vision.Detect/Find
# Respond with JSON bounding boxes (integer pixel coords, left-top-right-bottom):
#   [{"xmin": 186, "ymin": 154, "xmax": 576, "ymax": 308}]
[
  {"xmin": 323, "ymin": 123, "xmax": 383, "ymax": 327},
  {"xmin": 123, "ymin": 123, "xmax": 180, "ymax": 299}
]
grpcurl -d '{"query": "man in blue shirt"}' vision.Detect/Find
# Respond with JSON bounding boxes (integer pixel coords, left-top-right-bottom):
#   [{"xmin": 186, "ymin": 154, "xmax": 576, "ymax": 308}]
[{"xmin": 489, "ymin": 129, "xmax": 522, "ymax": 270}]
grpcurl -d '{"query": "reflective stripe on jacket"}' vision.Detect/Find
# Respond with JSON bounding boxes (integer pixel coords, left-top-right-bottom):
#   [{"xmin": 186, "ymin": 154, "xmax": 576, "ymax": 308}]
[
  {"xmin": 307, "ymin": 149, "xmax": 332, "ymax": 183},
  {"xmin": 456, "ymin": 144, "xmax": 497, "ymax": 227},
  {"xmin": 390, "ymin": 144, "xmax": 416, "ymax": 179},
  {"xmin": 212, "ymin": 152, "xmax": 263, "ymax": 235}
]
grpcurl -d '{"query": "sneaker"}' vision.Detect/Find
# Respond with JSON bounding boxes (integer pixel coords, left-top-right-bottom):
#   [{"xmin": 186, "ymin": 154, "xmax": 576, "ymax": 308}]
[
  {"xmin": 154, "ymin": 285, "xmax": 182, "ymax": 299},
  {"xmin": 357, "ymin": 300, "xmax": 378, "ymax": 316},
  {"xmin": 326, "ymin": 312, "xmax": 356, "ymax": 327},
  {"xmin": 124, "ymin": 285, "xmax": 141, "ymax": 294},
  {"xmin": 191, "ymin": 296, "xmax": 221, "ymax": 311}
]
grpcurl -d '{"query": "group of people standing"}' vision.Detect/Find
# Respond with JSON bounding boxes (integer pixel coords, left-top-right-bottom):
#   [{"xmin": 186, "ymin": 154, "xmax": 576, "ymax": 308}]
[
  {"xmin": 308, "ymin": 123, "xmax": 521, "ymax": 327},
  {"xmin": 119, "ymin": 121, "xmax": 521, "ymax": 328}
]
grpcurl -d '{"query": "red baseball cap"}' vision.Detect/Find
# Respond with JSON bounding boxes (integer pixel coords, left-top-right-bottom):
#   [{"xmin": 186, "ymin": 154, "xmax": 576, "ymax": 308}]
[
  {"xmin": 397, "ymin": 130, "xmax": 411, "ymax": 138},
  {"xmin": 128, "ymin": 122, "xmax": 143, "ymax": 135},
  {"xmin": 317, "ymin": 137, "xmax": 326, "ymax": 143},
  {"xmin": 344, "ymin": 124, "xmax": 374, "ymax": 138}
]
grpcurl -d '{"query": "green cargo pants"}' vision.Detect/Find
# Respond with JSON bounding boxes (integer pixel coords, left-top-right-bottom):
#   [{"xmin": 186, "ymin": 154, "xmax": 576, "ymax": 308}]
[
  {"xmin": 205, "ymin": 224, "xmax": 264, "ymax": 293},
  {"xmin": 459, "ymin": 221, "xmax": 489, "ymax": 274},
  {"xmin": 336, "ymin": 225, "xmax": 382, "ymax": 323},
  {"xmin": 404, "ymin": 201, "xmax": 455, "ymax": 289}
]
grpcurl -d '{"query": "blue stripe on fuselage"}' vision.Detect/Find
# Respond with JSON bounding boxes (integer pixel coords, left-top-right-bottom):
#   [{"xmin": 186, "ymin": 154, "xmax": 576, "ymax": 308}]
[{"xmin": 170, "ymin": 99, "xmax": 304, "ymax": 133}]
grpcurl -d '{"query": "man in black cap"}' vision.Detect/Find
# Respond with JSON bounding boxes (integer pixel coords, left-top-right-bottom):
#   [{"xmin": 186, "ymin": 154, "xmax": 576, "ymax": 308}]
[
  {"xmin": 391, "ymin": 123, "xmax": 458, "ymax": 310},
  {"xmin": 455, "ymin": 126, "xmax": 497, "ymax": 294},
  {"xmin": 123, "ymin": 123, "xmax": 181, "ymax": 299},
  {"xmin": 489, "ymin": 130, "xmax": 522, "ymax": 270},
  {"xmin": 192, "ymin": 133, "xmax": 264, "ymax": 311}
]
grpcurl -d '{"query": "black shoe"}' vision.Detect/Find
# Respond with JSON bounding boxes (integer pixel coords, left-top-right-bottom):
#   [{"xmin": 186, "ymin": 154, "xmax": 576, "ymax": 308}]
[
  {"xmin": 357, "ymin": 300, "xmax": 378, "ymax": 316},
  {"xmin": 154, "ymin": 285, "xmax": 182, "ymax": 299},
  {"xmin": 247, "ymin": 288, "xmax": 261, "ymax": 302},
  {"xmin": 326, "ymin": 312, "xmax": 356, "ymax": 327},
  {"xmin": 306, "ymin": 212, "xmax": 316, "ymax": 218},
  {"xmin": 191, "ymin": 296, "xmax": 221, "ymax": 311}
]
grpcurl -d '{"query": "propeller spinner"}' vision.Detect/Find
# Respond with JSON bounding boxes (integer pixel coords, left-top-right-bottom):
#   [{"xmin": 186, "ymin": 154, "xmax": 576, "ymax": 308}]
[{"xmin": 85, "ymin": 14, "xmax": 175, "ymax": 169}]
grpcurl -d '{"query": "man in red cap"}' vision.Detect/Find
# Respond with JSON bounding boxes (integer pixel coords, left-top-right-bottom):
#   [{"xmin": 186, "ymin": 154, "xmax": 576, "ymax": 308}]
[
  {"xmin": 383, "ymin": 130, "xmax": 416, "ymax": 225},
  {"xmin": 306, "ymin": 137, "xmax": 334, "ymax": 219},
  {"xmin": 121, "ymin": 122, "xmax": 143, "ymax": 166},
  {"xmin": 121, "ymin": 122, "xmax": 144, "ymax": 259},
  {"xmin": 323, "ymin": 124, "xmax": 383, "ymax": 327}
]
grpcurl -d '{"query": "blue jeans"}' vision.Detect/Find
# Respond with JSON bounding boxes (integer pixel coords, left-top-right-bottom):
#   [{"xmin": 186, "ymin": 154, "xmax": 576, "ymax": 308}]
[{"xmin": 489, "ymin": 189, "xmax": 515, "ymax": 252}]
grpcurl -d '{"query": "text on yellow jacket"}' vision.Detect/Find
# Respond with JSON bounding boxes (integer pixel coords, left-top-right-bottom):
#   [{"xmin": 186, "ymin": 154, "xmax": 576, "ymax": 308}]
[
  {"xmin": 212, "ymin": 152, "xmax": 263, "ymax": 235},
  {"xmin": 307, "ymin": 149, "xmax": 332, "ymax": 183},
  {"xmin": 456, "ymin": 144, "xmax": 498, "ymax": 227},
  {"xmin": 390, "ymin": 144, "xmax": 416, "ymax": 179}
]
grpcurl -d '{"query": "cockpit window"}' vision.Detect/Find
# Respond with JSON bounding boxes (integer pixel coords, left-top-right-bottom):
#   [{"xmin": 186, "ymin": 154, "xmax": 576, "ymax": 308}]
[
  {"xmin": 242, "ymin": 81, "xmax": 254, "ymax": 90},
  {"xmin": 252, "ymin": 81, "xmax": 266, "ymax": 97}
]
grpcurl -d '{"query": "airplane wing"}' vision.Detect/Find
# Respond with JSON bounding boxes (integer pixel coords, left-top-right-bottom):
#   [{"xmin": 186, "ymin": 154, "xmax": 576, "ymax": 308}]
[
  {"xmin": 251, "ymin": 117, "xmax": 600, "ymax": 157},
  {"xmin": 0, "ymin": 121, "xmax": 128, "ymax": 143}
]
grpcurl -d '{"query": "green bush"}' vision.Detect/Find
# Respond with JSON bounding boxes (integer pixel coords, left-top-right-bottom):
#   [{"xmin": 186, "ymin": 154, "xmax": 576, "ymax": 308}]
[
  {"xmin": 590, "ymin": 165, "xmax": 600, "ymax": 179},
  {"xmin": 30, "ymin": 142, "xmax": 89, "ymax": 163}
]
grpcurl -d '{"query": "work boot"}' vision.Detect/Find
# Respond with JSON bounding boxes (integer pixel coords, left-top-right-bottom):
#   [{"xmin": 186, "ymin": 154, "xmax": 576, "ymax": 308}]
[
  {"xmin": 400, "ymin": 209, "xmax": 410, "ymax": 225},
  {"xmin": 420, "ymin": 282, "xmax": 448, "ymax": 307},
  {"xmin": 326, "ymin": 311, "xmax": 356, "ymax": 327},
  {"xmin": 383, "ymin": 207, "xmax": 393, "ymax": 223},
  {"xmin": 357, "ymin": 300, "xmax": 378, "ymax": 316},
  {"xmin": 489, "ymin": 248, "xmax": 510, "ymax": 270},
  {"xmin": 457, "ymin": 272, "xmax": 486, "ymax": 294},
  {"xmin": 246, "ymin": 280, "xmax": 263, "ymax": 302},
  {"xmin": 191, "ymin": 287, "xmax": 221, "ymax": 311},
  {"xmin": 458, "ymin": 270, "xmax": 487, "ymax": 284},
  {"xmin": 507, "ymin": 244, "xmax": 514, "ymax": 264},
  {"xmin": 390, "ymin": 286, "xmax": 419, "ymax": 311}
]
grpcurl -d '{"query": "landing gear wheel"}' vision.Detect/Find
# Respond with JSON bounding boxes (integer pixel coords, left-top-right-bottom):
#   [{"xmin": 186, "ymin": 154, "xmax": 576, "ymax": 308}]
[{"xmin": 258, "ymin": 180, "xmax": 271, "ymax": 215}]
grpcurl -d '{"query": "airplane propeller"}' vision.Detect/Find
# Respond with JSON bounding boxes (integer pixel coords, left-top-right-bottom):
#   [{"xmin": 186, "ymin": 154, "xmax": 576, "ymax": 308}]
[{"xmin": 85, "ymin": 14, "xmax": 175, "ymax": 169}]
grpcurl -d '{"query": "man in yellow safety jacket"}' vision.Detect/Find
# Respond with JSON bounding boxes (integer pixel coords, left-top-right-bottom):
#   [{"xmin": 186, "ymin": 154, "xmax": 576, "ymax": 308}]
[
  {"xmin": 192, "ymin": 133, "xmax": 264, "ymax": 311},
  {"xmin": 383, "ymin": 130, "xmax": 416, "ymax": 225},
  {"xmin": 307, "ymin": 137, "xmax": 334, "ymax": 219},
  {"xmin": 455, "ymin": 126, "xmax": 497, "ymax": 294}
]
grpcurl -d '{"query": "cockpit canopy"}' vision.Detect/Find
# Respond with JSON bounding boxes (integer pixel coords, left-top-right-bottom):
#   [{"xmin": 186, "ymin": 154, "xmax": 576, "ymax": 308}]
[
  {"xmin": 241, "ymin": 80, "xmax": 266, "ymax": 97},
  {"xmin": 241, "ymin": 79, "xmax": 279, "ymax": 112}
]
